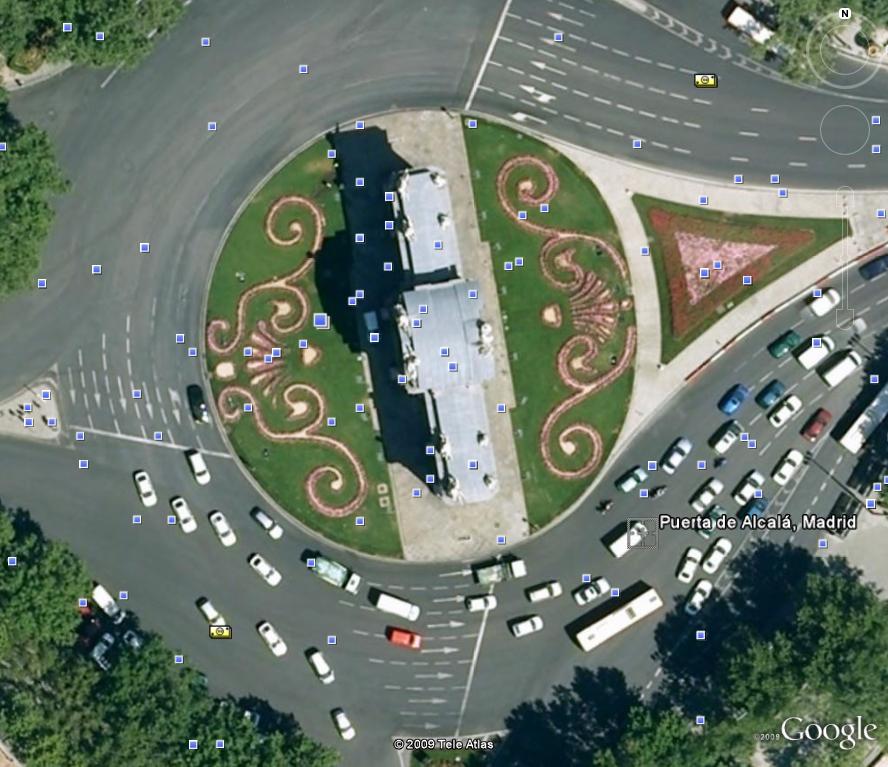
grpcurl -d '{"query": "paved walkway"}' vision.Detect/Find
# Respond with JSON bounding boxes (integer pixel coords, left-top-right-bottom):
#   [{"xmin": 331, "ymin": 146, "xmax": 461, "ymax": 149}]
[
  {"xmin": 0, "ymin": 54, "xmax": 70, "ymax": 91},
  {"xmin": 0, "ymin": 377, "xmax": 61, "ymax": 443}
]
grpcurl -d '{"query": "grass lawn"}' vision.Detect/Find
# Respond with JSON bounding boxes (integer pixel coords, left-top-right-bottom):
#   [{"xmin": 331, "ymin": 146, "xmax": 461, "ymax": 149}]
[
  {"xmin": 633, "ymin": 194, "xmax": 847, "ymax": 364},
  {"xmin": 206, "ymin": 140, "xmax": 401, "ymax": 557},
  {"xmin": 463, "ymin": 119, "xmax": 635, "ymax": 530}
]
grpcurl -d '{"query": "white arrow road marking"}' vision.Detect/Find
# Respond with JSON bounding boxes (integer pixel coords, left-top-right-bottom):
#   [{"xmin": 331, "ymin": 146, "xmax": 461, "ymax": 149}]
[
  {"xmin": 420, "ymin": 646, "xmax": 459, "ymax": 655},
  {"xmin": 437, "ymin": 569, "xmax": 472, "ymax": 578},
  {"xmin": 117, "ymin": 376, "xmax": 127, "ymax": 413},
  {"xmin": 415, "ymin": 672, "xmax": 453, "ymax": 680},
  {"xmin": 407, "ymin": 698, "xmax": 447, "ymax": 705},
  {"xmin": 548, "ymin": 10, "xmax": 584, "ymax": 26},
  {"xmin": 530, "ymin": 59, "xmax": 566, "ymax": 75},
  {"xmin": 432, "ymin": 596, "xmax": 464, "ymax": 603},
  {"xmin": 426, "ymin": 621, "xmax": 465, "ymax": 629}
]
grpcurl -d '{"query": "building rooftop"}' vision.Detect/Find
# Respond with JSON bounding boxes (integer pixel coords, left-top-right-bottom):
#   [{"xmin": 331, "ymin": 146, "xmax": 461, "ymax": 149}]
[
  {"xmin": 397, "ymin": 279, "xmax": 495, "ymax": 394},
  {"xmin": 392, "ymin": 168, "xmax": 462, "ymax": 284}
]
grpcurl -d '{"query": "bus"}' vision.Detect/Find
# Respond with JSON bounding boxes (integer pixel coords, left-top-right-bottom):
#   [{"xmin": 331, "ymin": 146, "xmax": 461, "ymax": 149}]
[
  {"xmin": 839, "ymin": 384, "xmax": 888, "ymax": 454},
  {"xmin": 573, "ymin": 586, "xmax": 663, "ymax": 652}
]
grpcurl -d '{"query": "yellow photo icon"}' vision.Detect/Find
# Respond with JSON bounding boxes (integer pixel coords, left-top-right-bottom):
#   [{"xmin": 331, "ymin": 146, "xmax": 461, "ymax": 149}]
[
  {"xmin": 209, "ymin": 624, "xmax": 232, "ymax": 639},
  {"xmin": 694, "ymin": 74, "xmax": 718, "ymax": 88}
]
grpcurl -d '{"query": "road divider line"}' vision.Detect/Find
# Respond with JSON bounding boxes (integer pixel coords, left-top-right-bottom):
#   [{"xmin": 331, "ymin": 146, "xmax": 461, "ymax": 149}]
[
  {"xmin": 69, "ymin": 425, "xmax": 232, "ymax": 458},
  {"xmin": 465, "ymin": 0, "xmax": 513, "ymax": 111},
  {"xmin": 454, "ymin": 586, "xmax": 494, "ymax": 736}
]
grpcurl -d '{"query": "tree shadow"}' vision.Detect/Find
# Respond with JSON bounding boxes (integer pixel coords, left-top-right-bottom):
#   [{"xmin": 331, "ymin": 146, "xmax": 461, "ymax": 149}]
[{"xmin": 491, "ymin": 666, "xmax": 639, "ymax": 767}]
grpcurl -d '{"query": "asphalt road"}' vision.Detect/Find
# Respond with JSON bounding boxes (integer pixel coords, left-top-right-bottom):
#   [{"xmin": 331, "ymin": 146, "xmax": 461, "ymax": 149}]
[{"xmin": 0, "ymin": 0, "xmax": 886, "ymax": 764}]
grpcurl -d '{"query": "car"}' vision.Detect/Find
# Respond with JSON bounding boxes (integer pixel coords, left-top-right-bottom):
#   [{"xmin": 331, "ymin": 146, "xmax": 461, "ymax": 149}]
[
  {"xmin": 387, "ymin": 626, "xmax": 422, "ymax": 649},
  {"xmin": 697, "ymin": 504, "xmax": 727, "ymax": 539},
  {"xmin": 332, "ymin": 708, "xmax": 356, "ymax": 741},
  {"xmin": 465, "ymin": 594, "xmax": 498, "ymax": 612},
  {"xmin": 677, "ymin": 547, "xmax": 703, "ymax": 583},
  {"xmin": 743, "ymin": 497, "xmax": 770, "ymax": 518},
  {"xmin": 795, "ymin": 334, "xmax": 835, "ymax": 370},
  {"xmin": 185, "ymin": 449, "xmax": 211, "ymax": 485},
  {"xmin": 718, "ymin": 384, "xmax": 749, "ymax": 415},
  {"xmin": 859, "ymin": 253, "xmax": 888, "ymax": 280},
  {"xmin": 684, "ymin": 579, "xmax": 714, "ymax": 616},
  {"xmin": 733, "ymin": 470, "xmax": 765, "ymax": 505},
  {"xmin": 573, "ymin": 576, "xmax": 611, "ymax": 606},
  {"xmin": 615, "ymin": 465, "xmax": 648, "ymax": 493},
  {"xmin": 709, "ymin": 420, "xmax": 743, "ymax": 455},
  {"xmin": 170, "ymin": 496, "xmax": 198, "ymax": 533},
  {"xmin": 197, "ymin": 597, "xmax": 227, "ymax": 626},
  {"xmin": 186, "ymin": 384, "xmax": 210, "ymax": 423},
  {"xmin": 768, "ymin": 394, "xmax": 803, "ymax": 427},
  {"xmin": 306, "ymin": 648, "xmax": 335, "ymax": 684},
  {"xmin": 133, "ymin": 470, "xmax": 157, "ymax": 507},
  {"xmin": 661, "ymin": 437, "xmax": 693, "ymax": 474},
  {"xmin": 208, "ymin": 510, "xmax": 237, "ymax": 547},
  {"xmin": 251, "ymin": 507, "xmax": 283, "ymax": 540},
  {"xmin": 807, "ymin": 287, "xmax": 840, "ymax": 316},
  {"xmin": 771, "ymin": 448, "xmax": 804, "ymax": 486},
  {"xmin": 257, "ymin": 621, "xmax": 287, "ymax": 657},
  {"xmin": 525, "ymin": 580, "xmax": 563, "ymax": 603},
  {"xmin": 690, "ymin": 478, "xmax": 724, "ymax": 513},
  {"xmin": 90, "ymin": 632, "xmax": 115, "ymax": 671},
  {"xmin": 802, "ymin": 408, "xmax": 832, "ymax": 442},
  {"xmin": 767, "ymin": 329, "xmax": 803, "ymax": 359},
  {"xmin": 755, "ymin": 379, "xmax": 786, "ymax": 409},
  {"xmin": 122, "ymin": 630, "xmax": 143, "ymax": 651},
  {"xmin": 248, "ymin": 553, "xmax": 282, "ymax": 586},
  {"xmin": 510, "ymin": 615, "xmax": 544, "ymax": 639},
  {"xmin": 701, "ymin": 537, "xmax": 733, "ymax": 574}
]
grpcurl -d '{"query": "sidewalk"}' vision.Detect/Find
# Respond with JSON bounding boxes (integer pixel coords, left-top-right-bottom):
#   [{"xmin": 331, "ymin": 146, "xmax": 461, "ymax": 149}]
[{"xmin": 0, "ymin": 54, "xmax": 71, "ymax": 91}]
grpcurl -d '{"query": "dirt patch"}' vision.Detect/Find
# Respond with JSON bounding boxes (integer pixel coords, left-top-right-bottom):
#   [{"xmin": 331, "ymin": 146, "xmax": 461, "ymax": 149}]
[
  {"xmin": 302, "ymin": 345, "xmax": 321, "ymax": 366},
  {"xmin": 215, "ymin": 361, "xmax": 236, "ymax": 380},
  {"xmin": 541, "ymin": 303, "xmax": 562, "ymax": 328}
]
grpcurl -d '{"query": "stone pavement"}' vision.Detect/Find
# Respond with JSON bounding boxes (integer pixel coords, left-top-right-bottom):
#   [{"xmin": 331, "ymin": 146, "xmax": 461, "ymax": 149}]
[{"xmin": 0, "ymin": 376, "xmax": 62, "ymax": 443}]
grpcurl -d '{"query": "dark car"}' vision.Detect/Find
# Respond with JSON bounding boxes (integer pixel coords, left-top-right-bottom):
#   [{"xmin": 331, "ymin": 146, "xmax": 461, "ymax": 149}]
[
  {"xmin": 718, "ymin": 384, "xmax": 749, "ymax": 415},
  {"xmin": 801, "ymin": 408, "xmax": 832, "ymax": 442},
  {"xmin": 755, "ymin": 379, "xmax": 785, "ymax": 409},
  {"xmin": 767, "ymin": 329, "xmax": 802, "ymax": 359},
  {"xmin": 186, "ymin": 384, "xmax": 210, "ymax": 423},
  {"xmin": 858, "ymin": 254, "xmax": 888, "ymax": 280},
  {"xmin": 742, "ymin": 497, "xmax": 769, "ymax": 518}
]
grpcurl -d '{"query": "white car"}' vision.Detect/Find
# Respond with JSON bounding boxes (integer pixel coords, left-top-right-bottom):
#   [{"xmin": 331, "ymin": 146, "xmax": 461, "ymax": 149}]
[
  {"xmin": 573, "ymin": 576, "xmax": 611, "ymax": 606},
  {"xmin": 701, "ymin": 537, "xmax": 733, "ymax": 575},
  {"xmin": 677, "ymin": 547, "xmax": 703, "ymax": 584},
  {"xmin": 185, "ymin": 449, "xmax": 211, "ymax": 485},
  {"xmin": 615, "ymin": 465, "xmax": 648, "ymax": 493},
  {"xmin": 170, "ymin": 496, "xmax": 198, "ymax": 534},
  {"xmin": 208, "ymin": 510, "xmax": 237, "ymax": 547},
  {"xmin": 796, "ymin": 334, "xmax": 835, "ymax": 370},
  {"xmin": 510, "ymin": 615, "xmax": 544, "ymax": 638},
  {"xmin": 251, "ymin": 507, "xmax": 283, "ymax": 540},
  {"xmin": 768, "ymin": 395, "xmax": 803, "ymax": 428},
  {"xmin": 332, "ymin": 708, "xmax": 356, "ymax": 741},
  {"xmin": 772, "ymin": 449, "xmax": 804, "ymax": 486},
  {"xmin": 465, "ymin": 594, "xmax": 498, "ymax": 612},
  {"xmin": 133, "ymin": 470, "xmax": 157, "ymax": 507},
  {"xmin": 248, "ymin": 554, "xmax": 282, "ymax": 586},
  {"xmin": 684, "ymin": 579, "xmax": 713, "ymax": 615},
  {"xmin": 257, "ymin": 621, "xmax": 287, "ymax": 657},
  {"xmin": 807, "ymin": 287, "xmax": 840, "ymax": 316},
  {"xmin": 732, "ymin": 470, "xmax": 765, "ymax": 505},
  {"xmin": 197, "ymin": 597, "xmax": 226, "ymax": 626},
  {"xmin": 661, "ymin": 437, "xmax": 693, "ymax": 474},
  {"xmin": 710, "ymin": 421, "xmax": 742, "ymax": 455},
  {"xmin": 690, "ymin": 478, "xmax": 724, "ymax": 513},
  {"xmin": 526, "ymin": 580, "xmax": 563, "ymax": 603},
  {"xmin": 306, "ymin": 649, "xmax": 335, "ymax": 684}
]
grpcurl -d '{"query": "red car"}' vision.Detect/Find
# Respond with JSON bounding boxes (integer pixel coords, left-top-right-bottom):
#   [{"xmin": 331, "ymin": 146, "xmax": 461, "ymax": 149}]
[
  {"xmin": 387, "ymin": 627, "xmax": 422, "ymax": 650},
  {"xmin": 802, "ymin": 408, "xmax": 832, "ymax": 442}
]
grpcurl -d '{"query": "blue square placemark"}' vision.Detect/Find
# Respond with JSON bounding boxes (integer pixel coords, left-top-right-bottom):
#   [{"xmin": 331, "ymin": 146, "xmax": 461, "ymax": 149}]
[
  {"xmin": 742, "ymin": 275, "xmax": 752, "ymax": 285},
  {"xmin": 313, "ymin": 312, "xmax": 330, "ymax": 329},
  {"xmin": 188, "ymin": 739, "xmax": 197, "ymax": 750},
  {"xmin": 355, "ymin": 120, "xmax": 365, "ymax": 129},
  {"xmin": 748, "ymin": 439, "xmax": 757, "ymax": 449},
  {"xmin": 696, "ymin": 715, "xmax": 705, "ymax": 725},
  {"xmin": 271, "ymin": 347, "xmax": 281, "ymax": 357},
  {"xmin": 516, "ymin": 257, "xmax": 524, "ymax": 267},
  {"xmin": 119, "ymin": 591, "xmax": 128, "ymax": 600},
  {"xmin": 327, "ymin": 417, "xmax": 336, "ymax": 427},
  {"xmin": 740, "ymin": 432, "xmax": 749, "ymax": 441},
  {"xmin": 208, "ymin": 121, "xmax": 217, "ymax": 131},
  {"xmin": 873, "ymin": 115, "xmax": 881, "ymax": 125},
  {"xmin": 419, "ymin": 304, "xmax": 428, "ymax": 315},
  {"xmin": 385, "ymin": 191, "xmax": 395, "ymax": 202},
  {"xmin": 175, "ymin": 654, "xmax": 184, "ymax": 664},
  {"xmin": 41, "ymin": 389, "xmax": 50, "ymax": 400},
  {"xmin": 356, "ymin": 289, "xmax": 364, "ymax": 299},
  {"xmin": 879, "ymin": 209, "xmax": 887, "ymax": 219},
  {"xmin": 306, "ymin": 558, "xmax": 317, "ymax": 568},
  {"xmin": 698, "ymin": 195, "xmax": 708, "ymax": 206},
  {"xmin": 23, "ymin": 403, "xmax": 31, "ymax": 413},
  {"xmin": 696, "ymin": 630, "xmax": 706, "ymax": 640},
  {"xmin": 647, "ymin": 460, "xmax": 657, "ymax": 470},
  {"xmin": 327, "ymin": 149, "xmax": 336, "ymax": 159},
  {"xmin": 154, "ymin": 431, "xmax": 163, "ymax": 441},
  {"xmin": 385, "ymin": 220, "xmax": 394, "ymax": 230},
  {"xmin": 754, "ymin": 488, "xmax": 763, "ymax": 498},
  {"xmin": 813, "ymin": 337, "xmax": 822, "ymax": 348},
  {"xmin": 96, "ymin": 31, "xmax": 105, "ymax": 41},
  {"xmin": 518, "ymin": 210, "xmax": 527, "ymax": 220},
  {"xmin": 778, "ymin": 188, "xmax": 788, "ymax": 198},
  {"xmin": 818, "ymin": 538, "xmax": 827, "ymax": 549},
  {"xmin": 582, "ymin": 573, "xmax": 591, "ymax": 583},
  {"xmin": 216, "ymin": 740, "xmax": 225, "ymax": 749},
  {"xmin": 504, "ymin": 262, "xmax": 514, "ymax": 271},
  {"xmin": 397, "ymin": 374, "xmax": 407, "ymax": 384},
  {"xmin": 37, "ymin": 278, "xmax": 47, "ymax": 289},
  {"xmin": 356, "ymin": 516, "xmax": 365, "ymax": 526},
  {"xmin": 640, "ymin": 246, "xmax": 650, "ymax": 256},
  {"xmin": 448, "ymin": 362, "xmax": 458, "ymax": 372},
  {"xmin": 734, "ymin": 174, "xmax": 743, "ymax": 184},
  {"xmin": 263, "ymin": 353, "xmax": 272, "ymax": 364},
  {"xmin": 79, "ymin": 597, "xmax": 88, "ymax": 607},
  {"xmin": 348, "ymin": 296, "xmax": 357, "ymax": 306},
  {"xmin": 369, "ymin": 332, "xmax": 380, "ymax": 343},
  {"xmin": 167, "ymin": 515, "xmax": 176, "ymax": 525},
  {"xmin": 871, "ymin": 374, "xmax": 880, "ymax": 384},
  {"xmin": 699, "ymin": 267, "xmax": 710, "ymax": 279},
  {"xmin": 639, "ymin": 488, "xmax": 649, "ymax": 498},
  {"xmin": 298, "ymin": 339, "xmax": 308, "ymax": 349},
  {"xmin": 554, "ymin": 32, "xmax": 563, "ymax": 42},
  {"xmin": 770, "ymin": 174, "xmax": 780, "ymax": 183},
  {"xmin": 425, "ymin": 445, "xmax": 435, "ymax": 455},
  {"xmin": 355, "ymin": 403, "xmax": 365, "ymax": 413},
  {"xmin": 411, "ymin": 318, "xmax": 422, "ymax": 328},
  {"xmin": 91, "ymin": 264, "xmax": 102, "ymax": 275},
  {"xmin": 298, "ymin": 64, "xmax": 309, "ymax": 74},
  {"xmin": 76, "ymin": 431, "xmax": 85, "ymax": 441},
  {"xmin": 244, "ymin": 402, "xmax": 253, "ymax": 413},
  {"xmin": 63, "ymin": 22, "xmax": 73, "ymax": 32},
  {"xmin": 434, "ymin": 240, "xmax": 443, "ymax": 250},
  {"xmin": 47, "ymin": 417, "xmax": 57, "ymax": 427},
  {"xmin": 540, "ymin": 203, "xmax": 549, "ymax": 213},
  {"xmin": 201, "ymin": 37, "xmax": 210, "ymax": 47},
  {"xmin": 412, "ymin": 488, "xmax": 422, "ymax": 498},
  {"xmin": 78, "ymin": 459, "xmax": 89, "ymax": 469},
  {"xmin": 140, "ymin": 242, "xmax": 150, "ymax": 253},
  {"xmin": 713, "ymin": 260, "xmax": 722, "ymax": 270},
  {"xmin": 873, "ymin": 482, "xmax": 882, "ymax": 491},
  {"xmin": 7, "ymin": 557, "xmax": 16, "ymax": 567},
  {"xmin": 873, "ymin": 144, "xmax": 881, "ymax": 154},
  {"xmin": 425, "ymin": 474, "xmax": 435, "ymax": 484},
  {"xmin": 496, "ymin": 403, "xmax": 506, "ymax": 413},
  {"xmin": 467, "ymin": 118, "xmax": 478, "ymax": 128},
  {"xmin": 866, "ymin": 499, "xmax": 876, "ymax": 509},
  {"xmin": 439, "ymin": 346, "xmax": 450, "ymax": 357},
  {"xmin": 327, "ymin": 635, "xmax": 337, "ymax": 645},
  {"xmin": 383, "ymin": 261, "xmax": 393, "ymax": 272},
  {"xmin": 132, "ymin": 515, "xmax": 141, "ymax": 524},
  {"xmin": 176, "ymin": 333, "xmax": 185, "ymax": 344},
  {"xmin": 697, "ymin": 460, "xmax": 706, "ymax": 470},
  {"xmin": 355, "ymin": 233, "xmax": 365, "ymax": 243},
  {"xmin": 610, "ymin": 587, "xmax": 620, "ymax": 597},
  {"xmin": 355, "ymin": 177, "xmax": 365, "ymax": 187},
  {"xmin": 188, "ymin": 347, "xmax": 197, "ymax": 357},
  {"xmin": 632, "ymin": 138, "xmax": 642, "ymax": 149},
  {"xmin": 468, "ymin": 459, "xmax": 479, "ymax": 470},
  {"xmin": 132, "ymin": 389, "xmax": 142, "ymax": 399},
  {"xmin": 24, "ymin": 417, "xmax": 33, "ymax": 427},
  {"xmin": 468, "ymin": 288, "xmax": 478, "ymax": 299},
  {"xmin": 496, "ymin": 535, "xmax": 506, "ymax": 545}
]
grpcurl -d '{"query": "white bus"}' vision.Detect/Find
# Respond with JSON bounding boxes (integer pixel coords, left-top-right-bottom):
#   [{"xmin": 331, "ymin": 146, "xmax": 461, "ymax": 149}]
[
  {"xmin": 839, "ymin": 384, "xmax": 888, "ymax": 454},
  {"xmin": 573, "ymin": 586, "xmax": 663, "ymax": 652}
]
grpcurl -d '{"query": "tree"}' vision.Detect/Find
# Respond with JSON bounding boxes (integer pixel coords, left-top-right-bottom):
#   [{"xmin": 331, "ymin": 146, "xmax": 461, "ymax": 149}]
[{"xmin": 0, "ymin": 90, "xmax": 68, "ymax": 296}]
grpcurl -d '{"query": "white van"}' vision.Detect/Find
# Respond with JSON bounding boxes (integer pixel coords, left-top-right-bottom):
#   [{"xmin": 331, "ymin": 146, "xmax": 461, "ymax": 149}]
[
  {"xmin": 796, "ymin": 335, "xmax": 835, "ymax": 370},
  {"xmin": 92, "ymin": 583, "xmax": 126, "ymax": 624},
  {"xmin": 820, "ymin": 351, "xmax": 862, "ymax": 388},
  {"xmin": 607, "ymin": 520, "xmax": 648, "ymax": 559},
  {"xmin": 371, "ymin": 591, "xmax": 421, "ymax": 621},
  {"xmin": 186, "ymin": 449, "xmax": 211, "ymax": 485}
]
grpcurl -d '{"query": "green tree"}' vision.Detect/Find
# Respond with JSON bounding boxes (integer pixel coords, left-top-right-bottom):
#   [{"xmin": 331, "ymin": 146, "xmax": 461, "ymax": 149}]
[{"xmin": 0, "ymin": 90, "xmax": 68, "ymax": 296}]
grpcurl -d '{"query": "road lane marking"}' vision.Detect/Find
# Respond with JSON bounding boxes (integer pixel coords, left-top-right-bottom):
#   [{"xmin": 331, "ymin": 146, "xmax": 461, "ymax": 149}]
[
  {"xmin": 68, "ymin": 425, "xmax": 233, "ymax": 458},
  {"xmin": 465, "ymin": 0, "xmax": 513, "ymax": 111}
]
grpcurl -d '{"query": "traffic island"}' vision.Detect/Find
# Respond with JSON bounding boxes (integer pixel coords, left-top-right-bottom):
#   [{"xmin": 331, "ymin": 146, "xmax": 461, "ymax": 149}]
[
  {"xmin": 205, "ymin": 139, "xmax": 400, "ymax": 557},
  {"xmin": 0, "ymin": 379, "xmax": 61, "ymax": 442},
  {"xmin": 633, "ymin": 194, "xmax": 847, "ymax": 363},
  {"xmin": 463, "ymin": 119, "xmax": 635, "ymax": 530}
]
